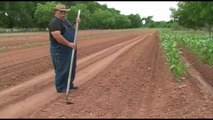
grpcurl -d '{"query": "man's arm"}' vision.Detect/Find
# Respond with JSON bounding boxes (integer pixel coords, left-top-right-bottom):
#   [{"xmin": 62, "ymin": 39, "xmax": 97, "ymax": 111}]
[{"xmin": 51, "ymin": 31, "xmax": 76, "ymax": 49}]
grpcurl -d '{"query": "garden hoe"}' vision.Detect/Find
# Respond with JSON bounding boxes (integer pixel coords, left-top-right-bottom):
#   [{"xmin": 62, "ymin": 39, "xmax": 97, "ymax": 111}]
[{"xmin": 65, "ymin": 9, "xmax": 81, "ymax": 104}]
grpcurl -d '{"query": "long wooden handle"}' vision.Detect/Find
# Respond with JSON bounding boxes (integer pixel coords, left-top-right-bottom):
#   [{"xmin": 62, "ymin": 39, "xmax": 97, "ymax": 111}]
[{"xmin": 65, "ymin": 10, "xmax": 81, "ymax": 103}]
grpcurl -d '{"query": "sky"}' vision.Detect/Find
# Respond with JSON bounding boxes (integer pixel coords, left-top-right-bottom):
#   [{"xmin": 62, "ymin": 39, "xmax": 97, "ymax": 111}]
[{"xmin": 97, "ymin": 1, "xmax": 178, "ymax": 22}]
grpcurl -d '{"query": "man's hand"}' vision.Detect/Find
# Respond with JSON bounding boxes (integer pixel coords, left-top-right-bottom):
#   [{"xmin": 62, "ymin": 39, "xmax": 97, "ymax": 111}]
[
  {"xmin": 75, "ymin": 17, "xmax": 81, "ymax": 23},
  {"xmin": 68, "ymin": 42, "xmax": 77, "ymax": 49},
  {"xmin": 51, "ymin": 31, "xmax": 77, "ymax": 49}
]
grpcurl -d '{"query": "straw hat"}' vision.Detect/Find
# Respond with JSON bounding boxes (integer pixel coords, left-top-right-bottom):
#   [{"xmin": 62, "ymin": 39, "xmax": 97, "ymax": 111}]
[{"xmin": 54, "ymin": 3, "xmax": 70, "ymax": 12}]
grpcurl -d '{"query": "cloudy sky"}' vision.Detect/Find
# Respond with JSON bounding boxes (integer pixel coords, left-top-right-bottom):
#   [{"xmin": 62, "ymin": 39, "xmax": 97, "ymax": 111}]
[{"xmin": 97, "ymin": 1, "xmax": 178, "ymax": 21}]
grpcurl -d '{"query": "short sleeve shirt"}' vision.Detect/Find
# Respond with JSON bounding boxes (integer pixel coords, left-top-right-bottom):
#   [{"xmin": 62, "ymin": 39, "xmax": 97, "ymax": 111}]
[
  {"xmin": 48, "ymin": 17, "xmax": 75, "ymax": 46},
  {"xmin": 48, "ymin": 17, "xmax": 66, "ymax": 43}
]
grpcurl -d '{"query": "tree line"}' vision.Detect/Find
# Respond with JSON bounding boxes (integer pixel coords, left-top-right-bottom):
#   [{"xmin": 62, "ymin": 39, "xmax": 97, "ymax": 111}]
[
  {"xmin": 0, "ymin": 1, "xmax": 173, "ymax": 30},
  {"xmin": 1, "ymin": 1, "xmax": 211, "ymax": 32},
  {"xmin": 170, "ymin": 1, "xmax": 213, "ymax": 35}
]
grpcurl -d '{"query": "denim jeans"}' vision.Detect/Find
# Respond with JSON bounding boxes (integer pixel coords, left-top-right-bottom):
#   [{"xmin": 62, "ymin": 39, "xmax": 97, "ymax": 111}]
[{"xmin": 50, "ymin": 27, "xmax": 76, "ymax": 92}]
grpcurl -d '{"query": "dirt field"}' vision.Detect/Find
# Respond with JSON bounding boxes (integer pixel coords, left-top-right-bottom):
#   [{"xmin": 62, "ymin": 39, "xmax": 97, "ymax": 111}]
[{"xmin": 0, "ymin": 29, "xmax": 212, "ymax": 118}]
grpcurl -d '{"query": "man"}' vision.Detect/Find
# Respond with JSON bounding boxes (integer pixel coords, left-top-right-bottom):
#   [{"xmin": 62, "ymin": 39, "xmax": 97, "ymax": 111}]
[{"xmin": 48, "ymin": 3, "xmax": 80, "ymax": 93}]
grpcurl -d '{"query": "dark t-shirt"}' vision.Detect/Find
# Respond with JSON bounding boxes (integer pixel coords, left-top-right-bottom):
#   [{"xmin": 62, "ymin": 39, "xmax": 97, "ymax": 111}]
[{"xmin": 48, "ymin": 17, "xmax": 74, "ymax": 45}]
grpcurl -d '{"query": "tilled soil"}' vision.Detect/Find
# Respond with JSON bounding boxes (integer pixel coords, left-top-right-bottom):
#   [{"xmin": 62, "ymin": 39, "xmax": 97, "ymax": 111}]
[{"xmin": 0, "ymin": 30, "xmax": 212, "ymax": 118}]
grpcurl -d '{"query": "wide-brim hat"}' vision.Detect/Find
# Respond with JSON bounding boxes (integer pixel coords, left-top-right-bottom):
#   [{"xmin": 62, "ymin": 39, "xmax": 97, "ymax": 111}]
[{"xmin": 54, "ymin": 3, "xmax": 70, "ymax": 12}]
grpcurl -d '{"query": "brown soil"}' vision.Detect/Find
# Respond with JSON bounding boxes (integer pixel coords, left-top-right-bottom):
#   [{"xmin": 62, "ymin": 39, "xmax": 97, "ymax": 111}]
[
  {"xmin": 180, "ymin": 46, "xmax": 213, "ymax": 87},
  {"xmin": 0, "ymin": 30, "xmax": 212, "ymax": 118}
]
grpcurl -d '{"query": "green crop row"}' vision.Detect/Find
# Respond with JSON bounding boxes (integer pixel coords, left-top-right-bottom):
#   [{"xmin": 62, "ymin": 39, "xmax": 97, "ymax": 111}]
[
  {"xmin": 160, "ymin": 30, "xmax": 188, "ymax": 82},
  {"xmin": 174, "ymin": 32, "xmax": 213, "ymax": 66}
]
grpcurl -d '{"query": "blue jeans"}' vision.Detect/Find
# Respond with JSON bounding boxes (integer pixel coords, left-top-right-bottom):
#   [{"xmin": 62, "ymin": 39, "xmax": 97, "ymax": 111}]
[{"xmin": 50, "ymin": 27, "xmax": 76, "ymax": 92}]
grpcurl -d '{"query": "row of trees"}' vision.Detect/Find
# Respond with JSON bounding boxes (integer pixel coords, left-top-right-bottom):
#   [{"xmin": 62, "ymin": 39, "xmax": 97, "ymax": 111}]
[
  {"xmin": 170, "ymin": 2, "xmax": 213, "ymax": 35},
  {"xmin": 0, "ymin": 1, "xmax": 173, "ymax": 30},
  {"xmin": 0, "ymin": 1, "xmax": 141, "ymax": 30},
  {"xmin": 1, "ymin": 1, "xmax": 212, "ymax": 31}
]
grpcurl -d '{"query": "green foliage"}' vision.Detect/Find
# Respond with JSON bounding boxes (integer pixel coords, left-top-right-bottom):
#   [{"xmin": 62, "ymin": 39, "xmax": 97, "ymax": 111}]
[
  {"xmin": 114, "ymin": 15, "xmax": 131, "ymax": 29},
  {"xmin": 0, "ymin": 2, "xmax": 37, "ymax": 28},
  {"xmin": 160, "ymin": 30, "xmax": 188, "ymax": 82},
  {"xmin": 171, "ymin": 2, "xmax": 213, "ymax": 35},
  {"xmin": 1, "ymin": 1, "xmax": 174, "ymax": 30},
  {"xmin": 175, "ymin": 31, "xmax": 213, "ymax": 66},
  {"xmin": 67, "ymin": 3, "xmax": 92, "ymax": 29},
  {"xmin": 90, "ymin": 9, "xmax": 115, "ymax": 29},
  {"xmin": 161, "ymin": 29, "xmax": 213, "ymax": 82},
  {"xmin": 170, "ymin": 22, "xmax": 182, "ymax": 30},
  {"xmin": 142, "ymin": 16, "xmax": 154, "ymax": 28},
  {"xmin": 128, "ymin": 14, "xmax": 142, "ymax": 28},
  {"xmin": 34, "ymin": 2, "xmax": 57, "ymax": 29}
]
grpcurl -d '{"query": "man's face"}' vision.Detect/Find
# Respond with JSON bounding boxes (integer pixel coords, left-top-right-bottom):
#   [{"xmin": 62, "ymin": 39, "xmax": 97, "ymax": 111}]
[{"xmin": 56, "ymin": 10, "xmax": 67, "ymax": 19}]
